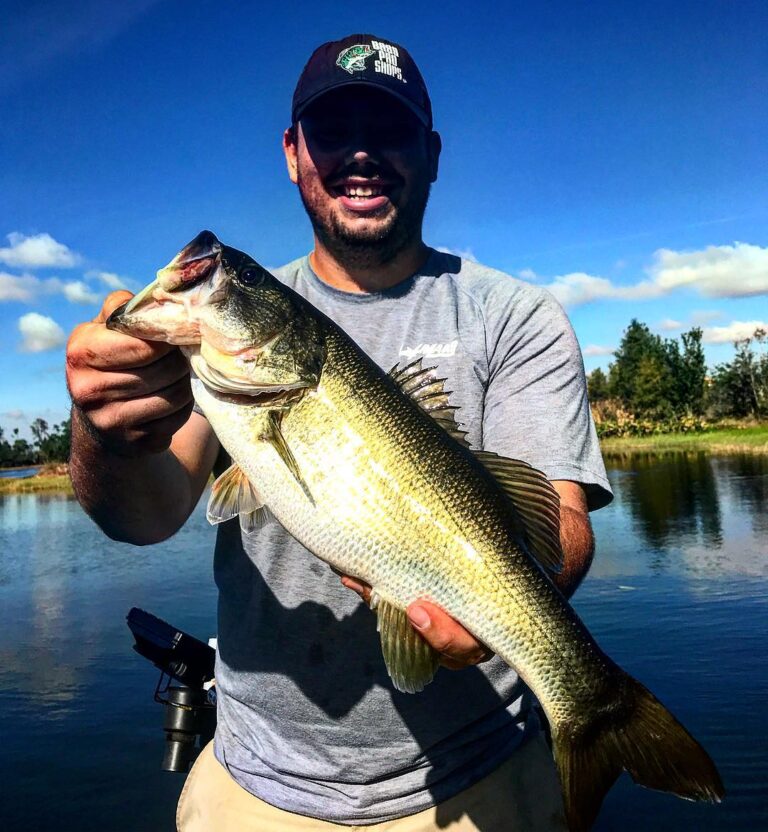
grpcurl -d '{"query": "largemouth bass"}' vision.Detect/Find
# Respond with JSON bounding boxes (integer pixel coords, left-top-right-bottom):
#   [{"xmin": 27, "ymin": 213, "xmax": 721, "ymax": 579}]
[{"xmin": 108, "ymin": 231, "xmax": 724, "ymax": 831}]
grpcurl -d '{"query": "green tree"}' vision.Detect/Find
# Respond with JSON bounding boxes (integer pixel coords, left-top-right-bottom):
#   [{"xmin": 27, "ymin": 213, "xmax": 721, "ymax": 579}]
[
  {"xmin": 38, "ymin": 420, "xmax": 71, "ymax": 463},
  {"xmin": 30, "ymin": 418, "xmax": 50, "ymax": 461},
  {"xmin": 609, "ymin": 320, "xmax": 675, "ymax": 416},
  {"xmin": 587, "ymin": 368, "xmax": 610, "ymax": 401},
  {"xmin": 678, "ymin": 328, "xmax": 707, "ymax": 415},
  {"xmin": 710, "ymin": 328, "xmax": 768, "ymax": 418}
]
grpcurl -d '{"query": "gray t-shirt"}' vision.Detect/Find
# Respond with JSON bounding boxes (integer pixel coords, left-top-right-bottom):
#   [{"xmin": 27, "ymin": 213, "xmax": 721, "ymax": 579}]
[{"xmin": 207, "ymin": 250, "xmax": 612, "ymax": 824}]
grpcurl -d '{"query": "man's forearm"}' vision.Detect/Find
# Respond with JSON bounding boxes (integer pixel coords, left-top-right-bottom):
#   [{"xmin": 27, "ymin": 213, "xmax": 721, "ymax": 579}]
[
  {"xmin": 69, "ymin": 406, "xmax": 201, "ymax": 545},
  {"xmin": 552, "ymin": 503, "xmax": 595, "ymax": 598}
]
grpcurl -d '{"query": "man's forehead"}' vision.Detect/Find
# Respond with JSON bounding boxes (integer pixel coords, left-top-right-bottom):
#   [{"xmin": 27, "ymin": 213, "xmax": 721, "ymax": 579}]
[{"xmin": 300, "ymin": 87, "xmax": 418, "ymax": 122}]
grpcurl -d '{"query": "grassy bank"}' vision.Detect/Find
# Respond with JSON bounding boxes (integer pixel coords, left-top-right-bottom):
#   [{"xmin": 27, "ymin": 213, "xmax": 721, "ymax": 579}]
[
  {"xmin": 0, "ymin": 474, "xmax": 73, "ymax": 494},
  {"xmin": 0, "ymin": 465, "xmax": 74, "ymax": 495},
  {"xmin": 600, "ymin": 424, "xmax": 768, "ymax": 455}
]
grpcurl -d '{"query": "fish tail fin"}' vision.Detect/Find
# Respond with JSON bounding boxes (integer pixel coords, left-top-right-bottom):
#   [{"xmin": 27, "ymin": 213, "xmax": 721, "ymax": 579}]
[{"xmin": 551, "ymin": 674, "xmax": 725, "ymax": 832}]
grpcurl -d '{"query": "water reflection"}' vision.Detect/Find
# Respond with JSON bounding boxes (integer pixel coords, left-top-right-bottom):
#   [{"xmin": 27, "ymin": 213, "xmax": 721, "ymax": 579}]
[
  {"xmin": 593, "ymin": 451, "xmax": 768, "ymax": 580},
  {"xmin": 608, "ymin": 451, "xmax": 722, "ymax": 548},
  {"xmin": 1, "ymin": 457, "xmax": 767, "ymax": 831},
  {"xmin": 715, "ymin": 454, "xmax": 768, "ymax": 538}
]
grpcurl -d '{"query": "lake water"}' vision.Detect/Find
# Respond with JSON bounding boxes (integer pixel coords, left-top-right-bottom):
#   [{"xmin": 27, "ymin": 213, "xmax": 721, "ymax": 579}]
[
  {"xmin": 0, "ymin": 466, "xmax": 40, "ymax": 479},
  {"xmin": 1, "ymin": 452, "xmax": 766, "ymax": 831}
]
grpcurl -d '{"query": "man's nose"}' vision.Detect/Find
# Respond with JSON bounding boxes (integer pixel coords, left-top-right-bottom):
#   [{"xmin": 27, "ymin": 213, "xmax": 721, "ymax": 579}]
[
  {"xmin": 351, "ymin": 148, "xmax": 374, "ymax": 163},
  {"xmin": 341, "ymin": 143, "xmax": 381, "ymax": 169},
  {"xmin": 342, "ymin": 123, "xmax": 383, "ymax": 156}
]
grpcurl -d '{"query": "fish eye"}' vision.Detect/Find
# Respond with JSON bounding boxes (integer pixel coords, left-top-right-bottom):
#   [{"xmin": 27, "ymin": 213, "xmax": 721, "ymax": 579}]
[{"xmin": 239, "ymin": 266, "xmax": 264, "ymax": 286}]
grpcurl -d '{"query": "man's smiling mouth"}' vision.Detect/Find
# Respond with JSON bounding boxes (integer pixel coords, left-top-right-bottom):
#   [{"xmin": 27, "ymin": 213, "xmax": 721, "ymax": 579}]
[
  {"xmin": 328, "ymin": 177, "xmax": 396, "ymax": 212},
  {"xmin": 342, "ymin": 184, "xmax": 385, "ymax": 199}
]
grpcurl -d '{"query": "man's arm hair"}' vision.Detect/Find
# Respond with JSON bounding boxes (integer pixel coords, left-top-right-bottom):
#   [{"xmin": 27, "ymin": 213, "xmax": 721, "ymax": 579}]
[
  {"xmin": 550, "ymin": 479, "xmax": 595, "ymax": 598},
  {"xmin": 70, "ymin": 408, "xmax": 219, "ymax": 545}
]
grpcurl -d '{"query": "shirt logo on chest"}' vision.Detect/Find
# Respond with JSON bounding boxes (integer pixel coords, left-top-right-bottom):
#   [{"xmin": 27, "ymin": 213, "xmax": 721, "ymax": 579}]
[{"xmin": 398, "ymin": 340, "xmax": 458, "ymax": 359}]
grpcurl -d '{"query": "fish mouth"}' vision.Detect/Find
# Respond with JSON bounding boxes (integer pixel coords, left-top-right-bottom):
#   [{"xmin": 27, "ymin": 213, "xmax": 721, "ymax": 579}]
[
  {"xmin": 159, "ymin": 229, "xmax": 222, "ymax": 288},
  {"xmin": 107, "ymin": 231, "xmax": 223, "ymax": 328}
]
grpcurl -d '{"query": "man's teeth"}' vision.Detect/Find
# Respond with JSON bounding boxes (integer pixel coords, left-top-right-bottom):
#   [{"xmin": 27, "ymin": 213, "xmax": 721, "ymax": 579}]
[{"xmin": 343, "ymin": 185, "xmax": 384, "ymax": 198}]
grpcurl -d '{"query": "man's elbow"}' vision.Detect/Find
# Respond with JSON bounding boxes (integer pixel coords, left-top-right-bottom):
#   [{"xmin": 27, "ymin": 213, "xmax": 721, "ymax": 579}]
[{"xmin": 89, "ymin": 509, "xmax": 189, "ymax": 547}]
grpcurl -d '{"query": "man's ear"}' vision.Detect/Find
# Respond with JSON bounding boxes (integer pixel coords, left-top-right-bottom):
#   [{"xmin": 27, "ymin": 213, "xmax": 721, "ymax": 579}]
[
  {"xmin": 283, "ymin": 126, "xmax": 299, "ymax": 184},
  {"xmin": 428, "ymin": 131, "xmax": 442, "ymax": 183}
]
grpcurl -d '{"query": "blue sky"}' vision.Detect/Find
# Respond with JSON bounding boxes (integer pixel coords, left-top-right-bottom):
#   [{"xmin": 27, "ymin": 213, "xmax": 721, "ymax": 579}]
[{"xmin": 1, "ymin": 0, "xmax": 766, "ymax": 437}]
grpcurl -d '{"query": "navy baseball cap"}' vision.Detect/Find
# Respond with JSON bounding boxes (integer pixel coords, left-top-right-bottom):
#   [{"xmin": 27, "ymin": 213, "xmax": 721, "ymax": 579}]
[{"xmin": 292, "ymin": 34, "xmax": 433, "ymax": 128}]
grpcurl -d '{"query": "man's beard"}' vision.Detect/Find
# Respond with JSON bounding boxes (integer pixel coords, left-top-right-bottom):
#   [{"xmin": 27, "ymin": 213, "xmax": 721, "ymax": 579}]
[{"xmin": 297, "ymin": 169, "xmax": 431, "ymax": 269}]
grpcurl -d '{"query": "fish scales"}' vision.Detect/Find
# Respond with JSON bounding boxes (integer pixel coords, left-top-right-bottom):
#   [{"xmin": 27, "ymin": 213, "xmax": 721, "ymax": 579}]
[{"xmin": 196, "ymin": 323, "xmax": 616, "ymax": 721}]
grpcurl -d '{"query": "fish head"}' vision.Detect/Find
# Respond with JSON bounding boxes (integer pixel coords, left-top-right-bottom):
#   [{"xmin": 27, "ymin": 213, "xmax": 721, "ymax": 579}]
[{"xmin": 107, "ymin": 230, "xmax": 326, "ymax": 397}]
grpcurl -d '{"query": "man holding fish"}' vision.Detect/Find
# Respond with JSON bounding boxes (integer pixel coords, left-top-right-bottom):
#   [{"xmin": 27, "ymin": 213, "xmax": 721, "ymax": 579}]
[{"xmin": 66, "ymin": 34, "xmax": 718, "ymax": 832}]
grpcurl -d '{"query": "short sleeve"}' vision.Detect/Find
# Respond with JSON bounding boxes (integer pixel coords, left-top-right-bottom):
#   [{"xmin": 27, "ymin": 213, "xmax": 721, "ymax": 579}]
[{"xmin": 481, "ymin": 288, "xmax": 612, "ymax": 511}]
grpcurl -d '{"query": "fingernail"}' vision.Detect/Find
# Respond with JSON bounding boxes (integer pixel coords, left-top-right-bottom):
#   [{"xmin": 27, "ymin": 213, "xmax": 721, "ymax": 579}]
[{"xmin": 408, "ymin": 606, "xmax": 430, "ymax": 630}]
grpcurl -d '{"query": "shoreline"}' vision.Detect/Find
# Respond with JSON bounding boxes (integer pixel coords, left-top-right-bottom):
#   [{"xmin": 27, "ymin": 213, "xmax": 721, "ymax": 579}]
[
  {"xmin": 600, "ymin": 425, "xmax": 768, "ymax": 456},
  {"xmin": 1, "ymin": 426, "xmax": 766, "ymax": 494},
  {"xmin": 0, "ymin": 470, "xmax": 74, "ymax": 495}
]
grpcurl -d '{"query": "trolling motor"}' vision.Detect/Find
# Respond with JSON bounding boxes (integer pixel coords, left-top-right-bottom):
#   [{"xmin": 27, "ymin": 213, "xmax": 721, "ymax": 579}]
[{"xmin": 127, "ymin": 608, "xmax": 217, "ymax": 772}]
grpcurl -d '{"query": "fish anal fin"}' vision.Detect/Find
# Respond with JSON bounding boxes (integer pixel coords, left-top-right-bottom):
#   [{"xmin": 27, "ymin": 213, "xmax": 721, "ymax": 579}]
[
  {"xmin": 372, "ymin": 594, "xmax": 440, "ymax": 694},
  {"xmin": 239, "ymin": 506, "xmax": 274, "ymax": 534},
  {"xmin": 388, "ymin": 359, "xmax": 469, "ymax": 448},
  {"xmin": 474, "ymin": 450, "xmax": 564, "ymax": 575},
  {"xmin": 552, "ymin": 675, "xmax": 724, "ymax": 832},
  {"xmin": 207, "ymin": 463, "xmax": 263, "ymax": 526}
]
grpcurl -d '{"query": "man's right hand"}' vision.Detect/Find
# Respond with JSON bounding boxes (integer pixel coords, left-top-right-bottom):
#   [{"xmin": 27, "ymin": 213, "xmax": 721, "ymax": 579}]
[{"xmin": 66, "ymin": 291, "xmax": 194, "ymax": 457}]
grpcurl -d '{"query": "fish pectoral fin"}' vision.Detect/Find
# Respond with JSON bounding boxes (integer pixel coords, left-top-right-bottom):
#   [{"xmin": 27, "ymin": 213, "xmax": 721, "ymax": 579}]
[
  {"xmin": 473, "ymin": 451, "xmax": 564, "ymax": 575},
  {"xmin": 372, "ymin": 595, "xmax": 440, "ymax": 694},
  {"xmin": 207, "ymin": 463, "xmax": 265, "ymax": 525},
  {"xmin": 264, "ymin": 410, "xmax": 314, "ymax": 505}
]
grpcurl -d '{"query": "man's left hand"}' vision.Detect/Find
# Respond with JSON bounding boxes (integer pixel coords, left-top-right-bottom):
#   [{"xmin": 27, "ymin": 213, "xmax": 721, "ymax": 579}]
[{"xmin": 340, "ymin": 576, "xmax": 493, "ymax": 669}]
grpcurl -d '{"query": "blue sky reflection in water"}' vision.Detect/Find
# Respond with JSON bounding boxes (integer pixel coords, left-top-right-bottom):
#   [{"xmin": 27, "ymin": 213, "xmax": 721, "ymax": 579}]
[{"xmin": 1, "ymin": 452, "xmax": 767, "ymax": 831}]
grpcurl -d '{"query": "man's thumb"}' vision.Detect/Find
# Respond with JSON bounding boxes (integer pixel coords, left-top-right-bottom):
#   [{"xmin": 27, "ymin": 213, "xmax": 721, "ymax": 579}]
[{"xmin": 95, "ymin": 290, "xmax": 134, "ymax": 323}]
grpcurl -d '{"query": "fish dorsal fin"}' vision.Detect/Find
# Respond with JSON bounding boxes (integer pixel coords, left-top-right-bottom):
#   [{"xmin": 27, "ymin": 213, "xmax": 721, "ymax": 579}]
[
  {"xmin": 263, "ymin": 410, "xmax": 314, "ymax": 505},
  {"xmin": 208, "ymin": 463, "xmax": 265, "ymax": 523},
  {"xmin": 370, "ymin": 592, "xmax": 441, "ymax": 694},
  {"xmin": 473, "ymin": 451, "xmax": 563, "ymax": 575},
  {"xmin": 388, "ymin": 358, "xmax": 469, "ymax": 447}
]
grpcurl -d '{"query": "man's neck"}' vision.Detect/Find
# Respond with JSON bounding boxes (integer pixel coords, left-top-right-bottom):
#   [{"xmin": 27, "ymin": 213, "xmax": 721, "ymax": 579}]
[{"xmin": 309, "ymin": 239, "xmax": 431, "ymax": 293}]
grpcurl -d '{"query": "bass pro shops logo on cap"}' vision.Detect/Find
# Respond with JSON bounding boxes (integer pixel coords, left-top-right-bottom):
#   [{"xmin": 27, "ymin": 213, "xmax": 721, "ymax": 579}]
[{"xmin": 336, "ymin": 40, "xmax": 406, "ymax": 82}]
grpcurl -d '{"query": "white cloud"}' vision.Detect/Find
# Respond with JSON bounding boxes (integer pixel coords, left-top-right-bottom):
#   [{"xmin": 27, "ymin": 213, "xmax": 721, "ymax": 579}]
[
  {"xmin": 17, "ymin": 312, "xmax": 67, "ymax": 352},
  {"xmin": 0, "ymin": 272, "xmax": 101, "ymax": 304},
  {"xmin": 650, "ymin": 243, "xmax": 768, "ymax": 298},
  {"xmin": 62, "ymin": 280, "xmax": 100, "ymax": 304},
  {"xmin": 702, "ymin": 320, "xmax": 768, "ymax": 345},
  {"xmin": 658, "ymin": 318, "xmax": 683, "ymax": 331},
  {"xmin": 88, "ymin": 270, "xmax": 128, "ymax": 289},
  {"xmin": 1, "ymin": 409, "xmax": 26, "ymax": 420},
  {"xmin": 517, "ymin": 268, "xmax": 538, "ymax": 282},
  {"xmin": 0, "ymin": 272, "xmax": 40, "ymax": 302},
  {"xmin": 435, "ymin": 246, "xmax": 479, "ymax": 263},
  {"xmin": 542, "ymin": 271, "xmax": 661, "ymax": 306},
  {"xmin": 0, "ymin": 232, "xmax": 79, "ymax": 269},
  {"xmin": 583, "ymin": 344, "xmax": 615, "ymax": 357},
  {"xmin": 531, "ymin": 242, "xmax": 768, "ymax": 308}
]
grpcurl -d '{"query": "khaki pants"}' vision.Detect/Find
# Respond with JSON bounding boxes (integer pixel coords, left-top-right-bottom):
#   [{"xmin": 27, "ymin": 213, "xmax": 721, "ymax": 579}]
[{"xmin": 177, "ymin": 736, "xmax": 566, "ymax": 831}]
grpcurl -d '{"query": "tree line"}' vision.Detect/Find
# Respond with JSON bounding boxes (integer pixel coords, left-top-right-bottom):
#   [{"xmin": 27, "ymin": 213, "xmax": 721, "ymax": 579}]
[
  {"xmin": 2, "ymin": 324, "xmax": 766, "ymax": 464},
  {"xmin": 588, "ymin": 321, "xmax": 767, "ymax": 435},
  {"xmin": 0, "ymin": 419, "xmax": 71, "ymax": 468}
]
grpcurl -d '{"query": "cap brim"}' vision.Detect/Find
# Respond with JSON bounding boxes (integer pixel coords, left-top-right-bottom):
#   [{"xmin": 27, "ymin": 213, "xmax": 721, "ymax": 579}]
[{"xmin": 293, "ymin": 79, "xmax": 431, "ymax": 127}]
